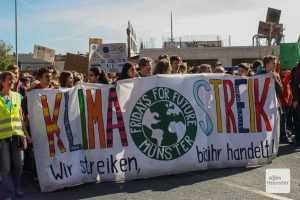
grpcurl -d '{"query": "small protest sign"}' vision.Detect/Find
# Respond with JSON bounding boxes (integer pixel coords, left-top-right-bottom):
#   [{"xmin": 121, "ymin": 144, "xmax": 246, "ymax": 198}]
[
  {"xmin": 280, "ymin": 43, "xmax": 300, "ymax": 69},
  {"xmin": 89, "ymin": 43, "xmax": 127, "ymax": 73}
]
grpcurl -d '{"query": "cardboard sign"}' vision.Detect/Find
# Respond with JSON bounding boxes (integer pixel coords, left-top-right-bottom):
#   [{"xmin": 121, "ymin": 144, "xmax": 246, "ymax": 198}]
[
  {"xmin": 33, "ymin": 45, "xmax": 55, "ymax": 63},
  {"xmin": 266, "ymin": 7, "xmax": 281, "ymax": 24}
]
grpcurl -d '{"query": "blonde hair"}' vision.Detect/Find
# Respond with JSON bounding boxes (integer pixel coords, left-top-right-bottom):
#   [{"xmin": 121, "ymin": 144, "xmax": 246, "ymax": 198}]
[
  {"xmin": 214, "ymin": 66, "xmax": 225, "ymax": 73},
  {"xmin": 197, "ymin": 64, "xmax": 212, "ymax": 73}
]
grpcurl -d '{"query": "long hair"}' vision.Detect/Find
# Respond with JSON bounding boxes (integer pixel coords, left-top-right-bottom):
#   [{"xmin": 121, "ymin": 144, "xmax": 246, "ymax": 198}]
[
  {"xmin": 0, "ymin": 71, "xmax": 14, "ymax": 91},
  {"xmin": 119, "ymin": 63, "xmax": 133, "ymax": 80},
  {"xmin": 153, "ymin": 59, "xmax": 171, "ymax": 75},
  {"xmin": 59, "ymin": 71, "xmax": 72, "ymax": 87},
  {"xmin": 197, "ymin": 64, "xmax": 212, "ymax": 73},
  {"xmin": 89, "ymin": 66, "xmax": 108, "ymax": 84}
]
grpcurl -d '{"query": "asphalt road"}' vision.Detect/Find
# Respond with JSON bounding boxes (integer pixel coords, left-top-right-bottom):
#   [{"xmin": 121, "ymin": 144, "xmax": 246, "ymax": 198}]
[{"xmin": 2, "ymin": 144, "xmax": 300, "ymax": 200}]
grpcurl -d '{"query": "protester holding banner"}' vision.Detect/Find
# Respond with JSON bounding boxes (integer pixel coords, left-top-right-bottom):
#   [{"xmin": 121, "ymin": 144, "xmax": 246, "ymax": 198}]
[
  {"xmin": 71, "ymin": 71, "xmax": 84, "ymax": 85},
  {"xmin": 237, "ymin": 63, "xmax": 250, "ymax": 77},
  {"xmin": 59, "ymin": 71, "xmax": 74, "ymax": 88},
  {"xmin": 214, "ymin": 66, "xmax": 225, "ymax": 73},
  {"xmin": 51, "ymin": 69, "xmax": 60, "ymax": 88},
  {"xmin": 138, "ymin": 57, "xmax": 153, "ymax": 77},
  {"xmin": 292, "ymin": 61, "xmax": 300, "ymax": 145},
  {"xmin": 0, "ymin": 71, "xmax": 30, "ymax": 200},
  {"xmin": 158, "ymin": 54, "xmax": 170, "ymax": 61},
  {"xmin": 32, "ymin": 67, "xmax": 53, "ymax": 90},
  {"xmin": 179, "ymin": 63, "xmax": 188, "ymax": 74},
  {"xmin": 88, "ymin": 66, "xmax": 109, "ymax": 84},
  {"xmin": 170, "ymin": 56, "xmax": 182, "ymax": 74},
  {"xmin": 197, "ymin": 64, "xmax": 212, "ymax": 73},
  {"xmin": 256, "ymin": 55, "xmax": 286, "ymax": 143},
  {"xmin": 7, "ymin": 65, "xmax": 22, "ymax": 93},
  {"xmin": 251, "ymin": 60, "xmax": 263, "ymax": 74},
  {"xmin": 256, "ymin": 55, "xmax": 283, "ymax": 96},
  {"xmin": 119, "ymin": 63, "xmax": 138, "ymax": 80},
  {"xmin": 153, "ymin": 59, "xmax": 172, "ymax": 75}
]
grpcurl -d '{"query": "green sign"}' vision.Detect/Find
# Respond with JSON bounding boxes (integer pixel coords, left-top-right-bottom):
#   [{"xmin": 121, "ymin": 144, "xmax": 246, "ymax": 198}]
[{"xmin": 280, "ymin": 43, "xmax": 300, "ymax": 69}]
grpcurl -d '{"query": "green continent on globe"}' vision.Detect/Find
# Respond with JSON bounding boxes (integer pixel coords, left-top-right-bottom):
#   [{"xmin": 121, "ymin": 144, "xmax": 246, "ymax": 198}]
[
  {"xmin": 143, "ymin": 101, "xmax": 185, "ymax": 146},
  {"xmin": 129, "ymin": 87, "xmax": 197, "ymax": 160}
]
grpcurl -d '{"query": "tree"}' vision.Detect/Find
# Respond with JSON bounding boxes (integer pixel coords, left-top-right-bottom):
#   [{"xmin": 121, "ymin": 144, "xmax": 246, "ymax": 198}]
[{"xmin": 0, "ymin": 40, "xmax": 15, "ymax": 71}]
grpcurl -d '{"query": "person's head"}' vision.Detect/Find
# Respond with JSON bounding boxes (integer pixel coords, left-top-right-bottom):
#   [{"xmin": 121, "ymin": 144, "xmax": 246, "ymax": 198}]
[
  {"xmin": 52, "ymin": 69, "xmax": 60, "ymax": 80},
  {"xmin": 73, "ymin": 77, "xmax": 80, "ymax": 85},
  {"xmin": 73, "ymin": 73, "xmax": 83, "ymax": 85},
  {"xmin": 216, "ymin": 62, "xmax": 222, "ymax": 67},
  {"xmin": 237, "ymin": 63, "xmax": 250, "ymax": 77},
  {"xmin": 20, "ymin": 72, "xmax": 29, "ymax": 79},
  {"xmin": 120, "ymin": 63, "xmax": 136, "ymax": 80},
  {"xmin": 179, "ymin": 63, "xmax": 187, "ymax": 74},
  {"xmin": 0, "ymin": 71, "xmax": 15, "ymax": 91},
  {"xmin": 138, "ymin": 57, "xmax": 153, "ymax": 77},
  {"xmin": 170, "ymin": 56, "xmax": 182, "ymax": 73},
  {"xmin": 59, "ymin": 71, "xmax": 73, "ymax": 88},
  {"xmin": 263, "ymin": 55, "xmax": 276, "ymax": 72},
  {"xmin": 106, "ymin": 72, "xmax": 116, "ymax": 84},
  {"xmin": 214, "ymin": 66, "xmax": 225, "ymax": 73},
  {"xmin": 158, "ymin": 54, "xmax": 170, "ymax": 61},
  {"xmin": 226, "ymin": 69, "xmax": 234, "ymax": 75},
  {"xmin": 30, "ymin": 80, "xmax": 40, "ymax": 89},
  {"xmin": 252, "ymin": 60, "xmax": 263, "ymax": 73},
  {"xmin": 47, "ymin": 66, "xmax": 54, "ymax": 75},
  {"xmin": 27, "ymin": 75, "xmax": 35, "ymax": 82},
  {"xmin": 192, "ymin": 66, "xmax": 199, "ymax": 74},
  {"xmin": 153, "ymin": 59, "xmax": 172, "ymax": 75},
  {"xmin": 37, "ymin": 67, "xmax": 51, "ymax": 87},
  {"xmin": 88, "ymin": 67, "xmax": 101, "ymax": 83},
  {"xmin": 88, "ymin": 67, "xmax": 109, "ymax": 84},
  {"xmin": 20, "ymin": 76, "xmax": 31, "ymax": 89},
  {"xmin": 7, "ymin": 64, "xmax": 19, "ymax": 81},
  {"xmin": 197, "ymin": 64, "xmax": 212, "ymax": 73}
]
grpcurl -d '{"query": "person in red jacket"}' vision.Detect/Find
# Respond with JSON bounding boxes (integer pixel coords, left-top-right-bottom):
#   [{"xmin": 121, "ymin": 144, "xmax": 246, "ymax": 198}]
[{"xmin": 279, "ymin": 69, "xmax": 293, "ymax": 143}]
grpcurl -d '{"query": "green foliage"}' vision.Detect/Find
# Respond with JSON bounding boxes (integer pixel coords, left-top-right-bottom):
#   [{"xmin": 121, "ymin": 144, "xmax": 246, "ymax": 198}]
[{"xmin": 0, "ymin": 40, "xmax": 15, "ymax": 71}]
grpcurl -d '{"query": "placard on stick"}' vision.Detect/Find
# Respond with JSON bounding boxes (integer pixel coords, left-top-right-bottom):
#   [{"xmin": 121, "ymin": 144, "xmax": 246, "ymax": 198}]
[
  {"xmin": 89, "ymin": 43, "xmax": 127, "ymax": 73},
  {"xmin": 280, "ymin": 43, "xmax": 300, "ymax": 69}
]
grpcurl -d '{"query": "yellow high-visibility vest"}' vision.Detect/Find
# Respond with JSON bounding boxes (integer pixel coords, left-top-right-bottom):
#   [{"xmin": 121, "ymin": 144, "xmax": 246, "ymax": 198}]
[{"xmin": 0, "ymin": 91, "xmax": 24, "ymax": 139}]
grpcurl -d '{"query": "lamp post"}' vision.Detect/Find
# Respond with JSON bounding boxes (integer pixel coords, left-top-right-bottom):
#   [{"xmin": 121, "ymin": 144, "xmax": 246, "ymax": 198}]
[{"xmin": 15, "ymin": 0, "xmax": 18, "ymax": 66}]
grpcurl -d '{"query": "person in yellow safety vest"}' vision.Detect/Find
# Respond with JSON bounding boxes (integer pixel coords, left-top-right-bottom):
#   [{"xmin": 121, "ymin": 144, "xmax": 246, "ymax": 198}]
[{"xmin": 0, "ymin": 71, "xmax": 31, "ymax": 200}]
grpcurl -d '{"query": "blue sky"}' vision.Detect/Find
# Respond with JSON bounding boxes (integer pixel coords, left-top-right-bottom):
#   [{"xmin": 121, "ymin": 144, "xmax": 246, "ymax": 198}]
[{"xmin": 0, "ymin": 0, "xmax": 299, "ymax": 54}]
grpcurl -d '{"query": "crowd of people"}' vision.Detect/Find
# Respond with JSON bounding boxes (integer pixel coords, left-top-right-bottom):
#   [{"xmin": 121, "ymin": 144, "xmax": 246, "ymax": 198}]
[{"xmin": 0, "ymin": 54, "xmax": 300, "ymax": 199}]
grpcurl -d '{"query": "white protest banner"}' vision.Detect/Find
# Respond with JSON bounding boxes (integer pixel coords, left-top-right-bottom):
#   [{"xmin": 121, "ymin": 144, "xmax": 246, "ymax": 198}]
[
  {"xmin": 28, "ymin": 74, "xmax": 280, "ymax": 192},
  {"xmin": 89, "ymin": 43, "xmax": 127, "ymax": 73}
]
